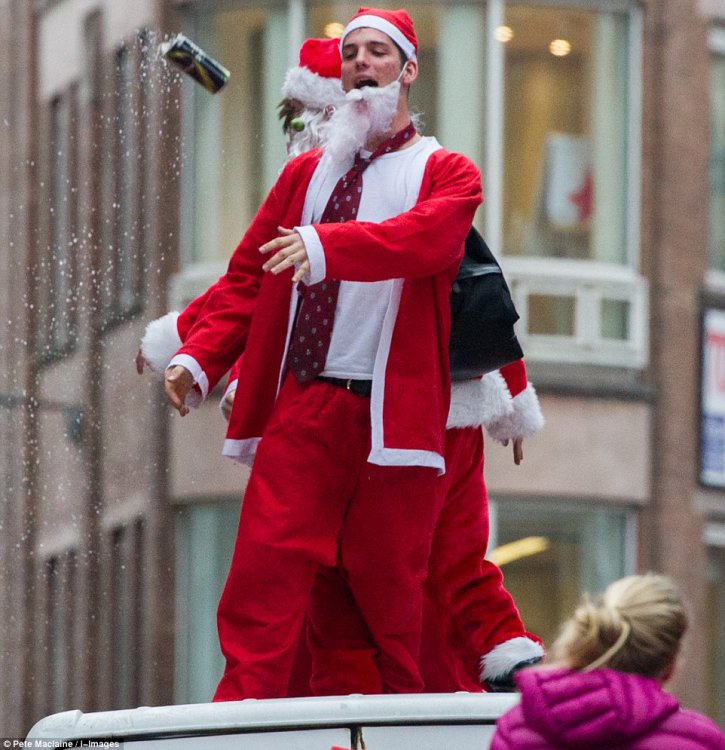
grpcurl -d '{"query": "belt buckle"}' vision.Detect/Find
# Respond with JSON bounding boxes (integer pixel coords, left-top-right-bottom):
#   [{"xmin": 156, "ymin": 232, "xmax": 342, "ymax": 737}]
[{"xmin": 345, "ymin": 378, "xmax": 353, "ymax": 392}]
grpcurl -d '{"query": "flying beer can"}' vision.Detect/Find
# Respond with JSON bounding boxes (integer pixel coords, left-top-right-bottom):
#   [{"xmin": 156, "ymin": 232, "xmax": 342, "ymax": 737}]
[{"xmin": 160, "ymin": 34, "xmax": 230, "ymax": 94}]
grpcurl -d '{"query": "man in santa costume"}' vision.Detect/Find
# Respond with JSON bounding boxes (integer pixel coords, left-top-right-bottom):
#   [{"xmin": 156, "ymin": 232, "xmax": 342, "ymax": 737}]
[
  {"xmin": 142, "ymin": 26, "xmax": 545, "ymax": 696},
  {"xmin": 161, "ymin": 6, "xmax": 483, "ymax": 699}
]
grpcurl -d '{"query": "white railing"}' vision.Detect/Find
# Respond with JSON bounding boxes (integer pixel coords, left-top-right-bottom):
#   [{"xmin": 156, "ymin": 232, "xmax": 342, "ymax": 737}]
[{"xmin": 502, "ymin": 257, "xmax": 649, "ymax": 369}]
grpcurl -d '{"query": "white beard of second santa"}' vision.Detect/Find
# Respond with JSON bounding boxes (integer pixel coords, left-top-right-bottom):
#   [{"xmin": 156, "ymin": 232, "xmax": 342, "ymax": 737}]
[
  {"xmin": 320, "ymin": 78, "xmax": 402, "ymax": 169},
  {"xmin": 286, "ymin": 107, "xmax": 332, "ymax": 158}
]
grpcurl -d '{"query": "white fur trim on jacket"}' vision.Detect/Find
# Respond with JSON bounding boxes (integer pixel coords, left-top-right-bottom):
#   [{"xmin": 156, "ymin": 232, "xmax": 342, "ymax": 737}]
[
  {"xmin": 446, "ymin": 371, "xmax": 513, "ymax": 429},
  {"xmin": 485, "ymin": 382, "xmax": 544, "ymax": 445},
  {"xmin": 282, "ymin": 66, "xmax": 346, "ymax": 110},
  {"xmin": 140, "ymin": 311, "xmax": 182, "ymax": 377},
  {"xmin": 479, "ymin": 636, "xmax": 545, "ymax": 682}
]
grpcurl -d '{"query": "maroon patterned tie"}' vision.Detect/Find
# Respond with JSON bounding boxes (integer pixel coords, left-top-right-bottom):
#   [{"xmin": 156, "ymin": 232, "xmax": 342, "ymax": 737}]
[{"xmin": 288, "ymin": 121, "xmax": 417, "ymax": 383}]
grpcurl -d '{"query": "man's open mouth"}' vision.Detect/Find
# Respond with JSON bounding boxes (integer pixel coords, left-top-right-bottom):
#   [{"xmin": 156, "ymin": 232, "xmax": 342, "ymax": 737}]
[{"xmin": 355, "ymin": 79, "xmax": 378, "ymax": 88}]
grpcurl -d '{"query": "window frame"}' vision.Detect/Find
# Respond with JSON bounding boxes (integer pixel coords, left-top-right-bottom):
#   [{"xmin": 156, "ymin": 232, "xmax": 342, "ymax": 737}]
[
  {"xmin": 34, "ymin": 86, "xmax": 81, "ymax": 367},
  {"xmin": 99, "ymin": 35, "xmax": 149, "ymax": 334},
  {"xmin": 489, "ymin": 0, "xmax": 645, "ymax": 369}
]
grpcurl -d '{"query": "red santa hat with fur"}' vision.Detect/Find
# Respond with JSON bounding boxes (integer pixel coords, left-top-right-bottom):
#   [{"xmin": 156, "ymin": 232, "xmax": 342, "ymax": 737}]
[
  {"xmin": 340, "ymin": 7, "xmax": 418, "ymax": 61},
  {"xmin": 281, "ymin": 37, "xmax": 345, "ymax": 110}
]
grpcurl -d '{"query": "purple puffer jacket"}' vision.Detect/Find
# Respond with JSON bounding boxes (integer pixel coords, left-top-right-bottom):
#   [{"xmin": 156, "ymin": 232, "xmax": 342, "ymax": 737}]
[{"xmin": 491, "ymin": 667, "xmax": 725, "ymax": 750}]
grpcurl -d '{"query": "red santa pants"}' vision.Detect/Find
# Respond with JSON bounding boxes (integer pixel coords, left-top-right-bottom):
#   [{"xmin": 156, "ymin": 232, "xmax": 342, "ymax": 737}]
[
  {"xmin": 307, "ymin": 564, "xmax": 384, "ymax": 695},
  {"xmin": 424, "ymin": 427, "xmax": 529, "ymax": 687},
  {"xmin": 213, "ymin": 375, "xmax": 439, "ymax": 700}
]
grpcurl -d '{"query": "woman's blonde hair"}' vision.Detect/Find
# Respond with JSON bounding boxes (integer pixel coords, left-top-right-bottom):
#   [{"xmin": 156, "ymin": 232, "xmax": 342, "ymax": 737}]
[{"xmin": 549, "ymin": 574, "xmax": 688, "ymax": 678}]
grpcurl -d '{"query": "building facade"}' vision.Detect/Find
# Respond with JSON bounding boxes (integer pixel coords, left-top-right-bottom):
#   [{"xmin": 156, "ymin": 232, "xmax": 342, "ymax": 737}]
[{"xmin": 1, "ymin": 0, "xmax": 724, "ymax": 737}]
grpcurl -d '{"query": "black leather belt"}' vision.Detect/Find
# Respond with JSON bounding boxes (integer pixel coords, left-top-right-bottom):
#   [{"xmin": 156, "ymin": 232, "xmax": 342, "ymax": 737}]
[{"xmin": 317, "ymin": 376, "xmax": 372, "ymax": 398}]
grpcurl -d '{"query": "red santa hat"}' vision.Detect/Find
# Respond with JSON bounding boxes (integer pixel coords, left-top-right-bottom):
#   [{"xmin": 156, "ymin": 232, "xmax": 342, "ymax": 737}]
[
  {"xmin": 281, "ymin": 37, "xmax": 345, "ymax": 109},
  {"xmin": 341, "ymin": 7, "xmax": 418, "ymax": 62}
]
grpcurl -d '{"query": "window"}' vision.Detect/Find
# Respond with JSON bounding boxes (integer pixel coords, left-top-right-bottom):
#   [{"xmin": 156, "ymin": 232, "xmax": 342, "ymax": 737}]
[
  {"xmin": 44, "ymin": 550, "xmax": 77, "ymax": 716},
  {"xmin": 109, "ymin": 520, "xmax": 145, "ymax": 709},
  {"xmin": 115, "ymin": 45, "xmax": 143, "ymax": 314},
  {"xmin": 501, "ymin": 7, "xmax": 628, "ymax": 264},
  {"xmin": 100, "ymin": 37, "xmax": 148, "ymax": 329},
  {"xmin": 175, "ymin": 501, "xmax": 239, "ymax": 703},
  {"xmin": 710, "ymin": 35, "xmax": 725, "ymax": 273},
  {"xmin": 179, "ymin": 4, "xmax": 287, "ymax": 270},
  {"xmin": 489, "ymin": 500, "xmax": 636, "ymax": 646},
  {"xmin": 496, "ymin": 2, "xmax": 645, "ymax": 367},
  {"xmin": 35, "ymin": 88, "xmax": 79, "ymax": 364}
]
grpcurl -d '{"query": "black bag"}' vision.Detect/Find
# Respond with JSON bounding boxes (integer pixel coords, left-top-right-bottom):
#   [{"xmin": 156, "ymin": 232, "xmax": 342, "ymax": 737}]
[{"xmin": 449, "ymin": 227, "xmax": 523, "ymax": 380}]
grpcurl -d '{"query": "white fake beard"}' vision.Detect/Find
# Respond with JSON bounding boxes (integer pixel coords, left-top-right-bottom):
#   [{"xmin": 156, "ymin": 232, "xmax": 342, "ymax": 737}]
[
  {"xmin": 286, "ymin": 107, "xmax": 332, "ymax": 158},
  {"xmin": 320, "ymin": 80, "xmax": 402, "ymax": 168}
]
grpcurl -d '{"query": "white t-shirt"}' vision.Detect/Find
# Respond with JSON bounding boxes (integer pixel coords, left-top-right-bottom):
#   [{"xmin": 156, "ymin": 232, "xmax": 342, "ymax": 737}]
[{"xmin": 296, "ymin": 136, "xmax": 441, "ymax": 379}]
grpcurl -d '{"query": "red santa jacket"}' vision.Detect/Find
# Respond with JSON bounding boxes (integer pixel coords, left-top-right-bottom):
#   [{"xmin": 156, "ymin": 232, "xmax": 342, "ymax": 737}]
[{"xmin": 173, "ymin": 145, "xmax": 482, "ymax": 471}]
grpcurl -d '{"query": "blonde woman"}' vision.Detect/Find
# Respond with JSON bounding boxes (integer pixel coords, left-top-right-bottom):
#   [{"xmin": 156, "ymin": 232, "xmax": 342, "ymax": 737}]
[{"xmin": 491, "ymin": 574, "xmax": 725, "ymax": 750}]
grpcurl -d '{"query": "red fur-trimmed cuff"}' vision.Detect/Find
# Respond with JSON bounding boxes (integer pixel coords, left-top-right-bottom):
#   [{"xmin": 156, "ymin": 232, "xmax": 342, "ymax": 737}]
[
  {"xmin": 486, "ymin": 382, "xmax": 544, "ymax": 444},
  {"xmin": 499, "ymin": 359, "xmax": 528, "ymax": 398}
]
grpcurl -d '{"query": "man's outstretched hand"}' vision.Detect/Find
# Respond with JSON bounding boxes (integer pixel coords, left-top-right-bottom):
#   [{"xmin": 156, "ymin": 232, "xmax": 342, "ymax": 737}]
[{"xmin": 165, "ymin": 365, "xmax": 194, "ymax": 417}]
